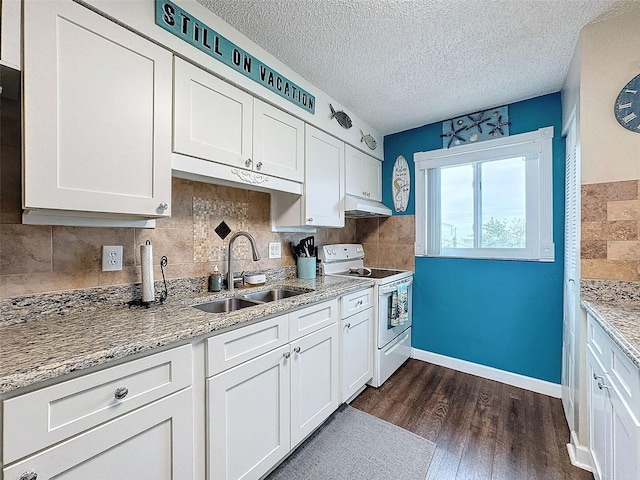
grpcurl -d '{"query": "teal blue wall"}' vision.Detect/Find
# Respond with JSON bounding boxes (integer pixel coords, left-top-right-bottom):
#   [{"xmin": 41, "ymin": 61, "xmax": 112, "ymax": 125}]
[{"xmin": 382, "ymin": 93, "xmax": 565, "ymax": 383}]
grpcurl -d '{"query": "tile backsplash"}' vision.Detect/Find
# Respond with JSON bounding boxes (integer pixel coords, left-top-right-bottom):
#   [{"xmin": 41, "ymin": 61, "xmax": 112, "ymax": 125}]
[
  {"xmin": 582, "ymin": 180, "xmax": 640, "ymax": 281},
  {"xmin": 356, "ymin": 215, "xmax": 415, "ymax": 271}
]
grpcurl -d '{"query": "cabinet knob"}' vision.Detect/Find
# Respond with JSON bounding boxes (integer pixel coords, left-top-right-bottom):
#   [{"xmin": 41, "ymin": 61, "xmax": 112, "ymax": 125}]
[
  {"xmin": 245, "ymin": 158, "xmax": 252, "ymax": 168},
  {"xmin": 256, "ymin": 162, "xmax": 263, "ymax": 170},
  {"xmin": 283, "ymin": 351, "xmax": 290, "ymax": 359},
  {"xmin": 593, "ymin": 373, "xmax": 604, "ymax": 381},
  {"xmin": 158, "ymin": 202, "xmax": 169, "ymax": 211},
  {"xmin": 597, "ymin": 381, "xmax": 611, "ymax": 391},
  {"xmin": 345, "ymin": 323, "xmax": 351, "ymax": 329},
  {"xmin": 293, "ymin": 346, "xmax": 301, "ymax": 354},
  {"xmin": 20, "ymin": 471, "xmax": 37, "ymax": 480},
  {"xmin": 114, "ymin": 386, "xmax": 129, "ymax": 400},
  {"xmin": 307, "ymin": 218, "xmax": 313, "ymax": 223},
  {"xmin": 355, "ymin": 300, "xmax": 363, "ymax": 307}
]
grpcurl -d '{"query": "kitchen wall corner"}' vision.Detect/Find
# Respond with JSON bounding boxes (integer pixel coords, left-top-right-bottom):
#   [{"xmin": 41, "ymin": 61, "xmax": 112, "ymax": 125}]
[{"xmin": 355, "ymin": 215, "xmax": 415, "ymax": 271}]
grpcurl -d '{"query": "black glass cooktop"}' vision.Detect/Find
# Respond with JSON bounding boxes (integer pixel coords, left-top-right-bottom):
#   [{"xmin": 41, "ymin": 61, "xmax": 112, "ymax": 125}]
[{"xmin": 343, "ymin": 268, "xmax": 408, "ymax": 279}]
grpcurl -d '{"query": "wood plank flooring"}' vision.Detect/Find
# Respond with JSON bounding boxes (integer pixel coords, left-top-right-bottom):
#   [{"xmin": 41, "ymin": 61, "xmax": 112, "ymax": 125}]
[{"xmin": 350, "ymin": 359, "xmax": 593, "ymax": 480}]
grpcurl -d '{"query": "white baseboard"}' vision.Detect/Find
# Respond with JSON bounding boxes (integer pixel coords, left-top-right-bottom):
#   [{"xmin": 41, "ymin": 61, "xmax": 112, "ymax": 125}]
[
  {"xmin": 567, "ymin": 430, "xmax": 593, "ymax": 471},
  {"xmin": 411, "ymin": 348, "xmax": 562, "ymax": 398}
]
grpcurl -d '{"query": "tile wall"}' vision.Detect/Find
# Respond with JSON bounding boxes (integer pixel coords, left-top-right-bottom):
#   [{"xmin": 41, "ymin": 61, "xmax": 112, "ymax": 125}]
[
  {"xmin": 582, "ymin": 180, "xmax": 640, "ymax": 281},
  {"xmin": 355, "ymin": 215, "xmax": 415, "ymax": 271}
]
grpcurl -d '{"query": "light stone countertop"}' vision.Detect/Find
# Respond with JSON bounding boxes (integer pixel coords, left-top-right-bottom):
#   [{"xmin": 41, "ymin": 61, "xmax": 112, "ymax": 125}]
[
  {"xmin": 581, "ymin": 300, "xmax": 640, "ymax": 369},
  {"xmin": 0, "ymin": 276, "xmax": 373, "ymax": 396}
]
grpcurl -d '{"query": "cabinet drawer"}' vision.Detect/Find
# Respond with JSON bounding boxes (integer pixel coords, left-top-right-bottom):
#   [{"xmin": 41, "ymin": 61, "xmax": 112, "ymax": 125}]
[
  {"xmin": 341, "ymin": 288, "xmax": 373, "ymax": 318},
  {"xmin": 289, "ymin": 299, "xmax": 338, "ymax": 341},
  {"xmin": 206, "ymin": 314, "xmax": 289, "ymax": 377},
  {"xmin": 3, "ymin": 345, "xmax": 192, "ymax": 464},
  {"xmin": 587, "ymin": 314, "xmax": 611, "ymax": 370}
]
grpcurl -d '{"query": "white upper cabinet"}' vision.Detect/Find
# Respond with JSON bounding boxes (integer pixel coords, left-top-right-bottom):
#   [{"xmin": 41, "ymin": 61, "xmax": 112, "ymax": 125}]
[
  {"xmin": 173, "ymin": 58, "xmax": 305, "ymax": 184},
  {"xmin": 345, "ymin": 145, "xmax": 382, "ymax": 202},
  {"xmin": 1, "ymin": 0, "xmax": 21, "ymax": 69},
  {"xmin": 303, "ymin": 125, "xmax": 345, "ymax": 227},
  {"xmin": 174, "ymin": 57, "xmax": 253, "ymax": 170},
  {"xmin": 253, "ymin": 99, "xmax": 305, "ymax": 182},
  {"xmin": 22, "ymin": 0, "xmax": 172, "ymax": 219}
]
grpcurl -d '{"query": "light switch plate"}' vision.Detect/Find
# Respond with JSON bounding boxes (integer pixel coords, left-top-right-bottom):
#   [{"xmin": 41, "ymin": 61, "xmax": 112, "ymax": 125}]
[
  {"xmin": 269, "ymin": 242, "xmax": 281, "ymax": 259},
  {"xmin": 102, "ymin": 246, "xmax": 123, "ymax": 271}
]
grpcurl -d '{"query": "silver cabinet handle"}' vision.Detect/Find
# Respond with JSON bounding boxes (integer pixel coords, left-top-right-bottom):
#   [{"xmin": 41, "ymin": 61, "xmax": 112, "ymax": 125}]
[
  {"xmin": 307, "ymin": 218, "xmax": 313, "ymax": 223},
  {"xmin": 293, "ymin": 346, "xmax": 301, "ymax": 353},
  {"xmin": 593, "ymin": 373, "xmax": 604, "ymax": 381},
  {"xmin": 256, "ymin": 161, "xmax": 263, "ymax": 170},
  {"xmin": 345, "ymin": 323, "xmax": 351, "ymax": 329},
  {"xmin": 355, "ymin": 300, "xmax": 363, "ymax": 307},
  {"xmin": 283, "ymin": 351, "xmax": 290, "ymax": 359},
  {"xmin": 158, "ymin": 202, "xmax": 169, "ymax": 211},
  {"xmin": 114, "ymin": 386, "xmax": 129, "ymax": 400},
  {"xmin": 245, "ymin": 158, "xmax": 252, "ymax": 168},
  {"xmin": 20, "ymin": 471, "xmax": 37, "ymax": 480},
  {"xmin": 597, "ymin": 381, "xmax": 611, "ymax": 390}
]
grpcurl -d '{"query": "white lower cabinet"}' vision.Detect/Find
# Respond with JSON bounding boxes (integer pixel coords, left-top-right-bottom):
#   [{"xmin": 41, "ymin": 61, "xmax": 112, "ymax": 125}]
[
  {"xmin": 587, "ymin": 314, "xmax": 640, "ymax": 480},
  {"xmin": 206, "ymin": 300, "xmax": 340, "ymax": 480},
  {"xmin": 2, "ymin": 346, "xmax": 194, "ymax": 480},
  {"xmin": 3, "ymin": 389, "xmax": 194, "ymax": 480}
]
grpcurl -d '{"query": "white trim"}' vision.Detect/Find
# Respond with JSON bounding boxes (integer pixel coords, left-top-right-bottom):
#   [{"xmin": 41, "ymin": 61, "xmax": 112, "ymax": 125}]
[
  {"xmin": 567, "ymin": 430, "xmax": 593, "ymax": 472},
  {"xmin": 414, "ymin": 126, "xmax": 554, "ymax": 262},
  {"xmin": 411, "ymin": 347, "xmax": 562, "ymax": 398}
]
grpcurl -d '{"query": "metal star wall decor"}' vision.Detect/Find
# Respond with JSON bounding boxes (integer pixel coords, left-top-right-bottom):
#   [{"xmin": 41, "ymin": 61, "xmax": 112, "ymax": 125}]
[{"xmin": 441, "ymin": 106, "xmax": 510, "ymax": 148}]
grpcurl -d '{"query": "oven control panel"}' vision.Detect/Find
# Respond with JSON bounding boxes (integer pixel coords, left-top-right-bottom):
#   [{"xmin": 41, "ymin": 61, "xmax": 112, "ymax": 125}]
[{"xmin": 319, "ymin": 244, "xmax": 364, "ymax": 263}]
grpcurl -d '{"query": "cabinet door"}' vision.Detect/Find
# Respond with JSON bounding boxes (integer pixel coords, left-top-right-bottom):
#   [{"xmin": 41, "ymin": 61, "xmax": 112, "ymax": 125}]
[
  {"xmin": 3, "ymin": 389, "xmax": 194, "ymax": 480},
  {"xmin": 341, "ymin": 309, "xmax": 373, "ymax": 402},
  {"xmin": 290, "ymin": 322, "xmax": 340, "ymax": 447},
  {"xmin": 345, "ymin": 145, "xmax": 382, "ymax": 201},
  {"xmin": 23, "ymin": 1, "xmax": 172, "ymax": 217},
  {"xmin": 208, "ymin": 345, "xmax": 290, "ymax": 480},
  {"xmin": 174, "ymin": 57, "xmax": 253, "ymax": 170},
  {"xmin": 588, "ymin": 347, "xmax": 610, "ymax": 480},
  {"xmin": 304, "ymin": 125, "xmax": 345, "ymax": 227},
  {"xmin": 253, "ymin": 99, "xmax": 304, "ymax": 182},
  {"xmin": 610, "ymin": 383, "xmax": 640, "ymax": 480}
]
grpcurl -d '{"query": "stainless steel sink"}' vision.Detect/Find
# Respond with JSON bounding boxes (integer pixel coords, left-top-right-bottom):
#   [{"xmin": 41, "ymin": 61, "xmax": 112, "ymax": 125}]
[
  {"xmin": 193, "ymin": 297, "xmax": 262, "ymax": 313},
  {"xmin": 241, "ymin": 288, "xmax": 307, "ymax": 303}
]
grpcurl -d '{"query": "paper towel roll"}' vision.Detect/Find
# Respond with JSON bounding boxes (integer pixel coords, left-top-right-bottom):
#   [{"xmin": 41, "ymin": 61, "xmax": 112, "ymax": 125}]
[{"xmin": 141, "ymin": 241, "xmax": 155, "ymax": 303}]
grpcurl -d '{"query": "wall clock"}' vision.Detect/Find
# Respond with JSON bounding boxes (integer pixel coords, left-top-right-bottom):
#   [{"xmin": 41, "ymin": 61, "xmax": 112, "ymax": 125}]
[{"xmin": 614, "ymin": 73, "xmax": 640, "ymax": 133}]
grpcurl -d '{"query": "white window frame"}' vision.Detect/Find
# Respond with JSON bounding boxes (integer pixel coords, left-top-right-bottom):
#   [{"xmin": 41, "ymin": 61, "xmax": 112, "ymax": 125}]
[{"xmin": 414, "ymin": 126, "xmax": 554, "ymax": 262}]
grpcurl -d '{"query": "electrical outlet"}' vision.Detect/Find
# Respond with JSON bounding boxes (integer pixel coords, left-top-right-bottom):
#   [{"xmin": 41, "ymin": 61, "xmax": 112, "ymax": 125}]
[
  {"xmin": 102, "ymin": 246, "xmax": 123, "ymax": 271},
  {"xmin": 268, "ymin": 242, "xmax": 282, "ymax": 259}
]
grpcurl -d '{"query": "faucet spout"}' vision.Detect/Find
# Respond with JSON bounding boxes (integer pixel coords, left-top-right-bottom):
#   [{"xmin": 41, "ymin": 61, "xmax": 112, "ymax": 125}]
[{"xmin": 227, "ymin": 231, "xmax": 261, "ymax": 292}]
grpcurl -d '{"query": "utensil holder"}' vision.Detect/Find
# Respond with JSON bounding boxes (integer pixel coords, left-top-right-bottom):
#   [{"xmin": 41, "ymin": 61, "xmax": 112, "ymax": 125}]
[{"xmin": 297, "ymin": 257, "xmax": 316, "ymax": 279}]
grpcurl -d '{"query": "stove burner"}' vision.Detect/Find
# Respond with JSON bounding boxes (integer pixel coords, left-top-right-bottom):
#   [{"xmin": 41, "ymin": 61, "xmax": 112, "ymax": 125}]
[{"xmin": 348, "ymin": 267, "xmax": 372, "ymax": 276}]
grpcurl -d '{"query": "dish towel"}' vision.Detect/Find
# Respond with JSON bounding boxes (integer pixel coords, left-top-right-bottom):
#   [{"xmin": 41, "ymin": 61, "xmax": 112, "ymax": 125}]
[
  {"xmin": 390, "ymin": 290, "xmax": 399, "ymax": 326},
  {"xmin": 396, "ymin": 282, "xmax": 409, "ymax": 326}
]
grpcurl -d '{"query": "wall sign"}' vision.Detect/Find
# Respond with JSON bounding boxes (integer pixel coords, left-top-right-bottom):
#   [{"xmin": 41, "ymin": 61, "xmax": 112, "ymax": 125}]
[
  {"xmin": 156, "ymin": 0, "xmax": 315, "ymax": 114},
  {"xmin": 392, "ymin": 155, "xmax": 410, "ymax": 212},
  {"xmin": 440, "ymin": 106, "xmax": 510, "ymax": 148}
]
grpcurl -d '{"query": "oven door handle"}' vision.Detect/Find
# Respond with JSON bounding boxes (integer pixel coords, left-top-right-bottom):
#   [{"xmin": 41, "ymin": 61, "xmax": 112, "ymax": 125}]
[{"xmin": 380, "ymin": 278, "xmax": 413, "ymax": 295}]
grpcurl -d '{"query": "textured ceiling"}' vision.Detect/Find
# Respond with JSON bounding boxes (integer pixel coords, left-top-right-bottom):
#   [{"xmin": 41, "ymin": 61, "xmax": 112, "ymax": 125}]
[{"xmin": 197, "ymin": 0, "xmax": 636, "ymax": 135}]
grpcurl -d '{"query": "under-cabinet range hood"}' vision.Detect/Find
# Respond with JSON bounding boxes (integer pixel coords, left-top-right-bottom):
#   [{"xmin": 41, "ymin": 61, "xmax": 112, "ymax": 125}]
[{"xmin": 344, "ymin": 195, "xmax": 392, "ymax": 218}]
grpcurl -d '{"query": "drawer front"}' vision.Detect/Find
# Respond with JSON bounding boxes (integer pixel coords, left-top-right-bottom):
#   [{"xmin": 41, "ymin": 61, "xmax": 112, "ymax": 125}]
[
  {"xmin": 587, "ymin": 314, "xmax": 610, "ymax": 371},
  {"xmin": 3, "ymin": 344, "xmax": 192, "ymax": 464},
  {"xmin": 289, "ymin": 299, "xmax": 338, "ymax": 341},
  {"xmin": 206, "ymin": 314, "xmax": 289, "ymax": 377},
  {"xmin": 609, "ymin": 341, "xmax": 640, "ymax": 419},
  {"xmin": 341, "ymin": 288, "xmax": 374, "ymax": 318}
]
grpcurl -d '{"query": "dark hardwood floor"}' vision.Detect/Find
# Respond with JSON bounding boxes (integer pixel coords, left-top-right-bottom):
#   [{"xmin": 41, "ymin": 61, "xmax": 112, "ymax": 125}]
[{"xmin": 351, "ymin": 359, "xmax": 593, "ymax": 480}]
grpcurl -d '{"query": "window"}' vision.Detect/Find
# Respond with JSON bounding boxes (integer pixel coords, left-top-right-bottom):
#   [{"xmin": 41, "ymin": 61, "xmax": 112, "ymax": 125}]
[{"xmin": 414, "ymin": 127, "xmax": 554, "ymax": 261}]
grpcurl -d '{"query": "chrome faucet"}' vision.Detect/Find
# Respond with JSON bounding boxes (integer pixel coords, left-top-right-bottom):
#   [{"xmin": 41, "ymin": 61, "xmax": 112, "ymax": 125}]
[{"xmin": 227, "ymin": 231, "xmax": 261, "ymax": 292}]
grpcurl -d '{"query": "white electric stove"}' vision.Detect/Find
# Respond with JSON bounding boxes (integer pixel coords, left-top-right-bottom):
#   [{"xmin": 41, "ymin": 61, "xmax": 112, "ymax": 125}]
[{"xmin": 319, "ymin": 244, "xmax": 413, "ymax": 387}]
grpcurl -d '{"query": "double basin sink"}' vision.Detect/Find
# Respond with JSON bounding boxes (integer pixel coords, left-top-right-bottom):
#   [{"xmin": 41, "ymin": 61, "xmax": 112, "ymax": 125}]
[{"xmin": 193, "ymin": 288, "xmax": 309, "ymax": 313}]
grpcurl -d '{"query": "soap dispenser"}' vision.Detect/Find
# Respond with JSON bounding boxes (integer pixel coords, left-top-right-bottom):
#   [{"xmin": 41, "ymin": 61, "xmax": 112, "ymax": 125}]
[{"xmin": 208, "ymin": 265, "xmax": 222, "ymax": 292}]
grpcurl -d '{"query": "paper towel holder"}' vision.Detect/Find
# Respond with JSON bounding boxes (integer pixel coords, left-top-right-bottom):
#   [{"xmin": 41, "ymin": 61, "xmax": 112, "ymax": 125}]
[{"xmin": 128, "ymin": 250, "xmax": 169, "ymax": 309}]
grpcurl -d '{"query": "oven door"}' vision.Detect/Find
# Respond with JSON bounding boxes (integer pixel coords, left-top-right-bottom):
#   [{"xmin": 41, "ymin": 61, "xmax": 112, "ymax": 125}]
[{"xmin": 377, "ymin": 278, "xmax": 413, "ymax": 348}]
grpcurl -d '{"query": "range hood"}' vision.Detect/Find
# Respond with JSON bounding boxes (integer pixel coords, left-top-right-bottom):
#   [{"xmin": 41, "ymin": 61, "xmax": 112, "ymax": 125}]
[{"xmin": 344, "ymin": 195, "xmax": 392, "ymax": 218}]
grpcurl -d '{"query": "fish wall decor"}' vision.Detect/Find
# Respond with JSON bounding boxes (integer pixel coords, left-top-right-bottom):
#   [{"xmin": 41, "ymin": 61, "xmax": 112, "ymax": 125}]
[
  {"xmin": 360, "ymin": 130, "xmax": 377, "ymax": 150},
  {"xmin": 329, "ymin": 103, "xmax": 352, "ymax": 129}
]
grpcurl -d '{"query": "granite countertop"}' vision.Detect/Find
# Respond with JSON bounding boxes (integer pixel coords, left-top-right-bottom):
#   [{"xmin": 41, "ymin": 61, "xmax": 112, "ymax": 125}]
[
  {"xmin": 581, "ymin": 299, "xmax": 640, "ymax": 369},
  {"xmin": 0, "ymin": 276, "xmax": 373, "ymax": 395}
]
